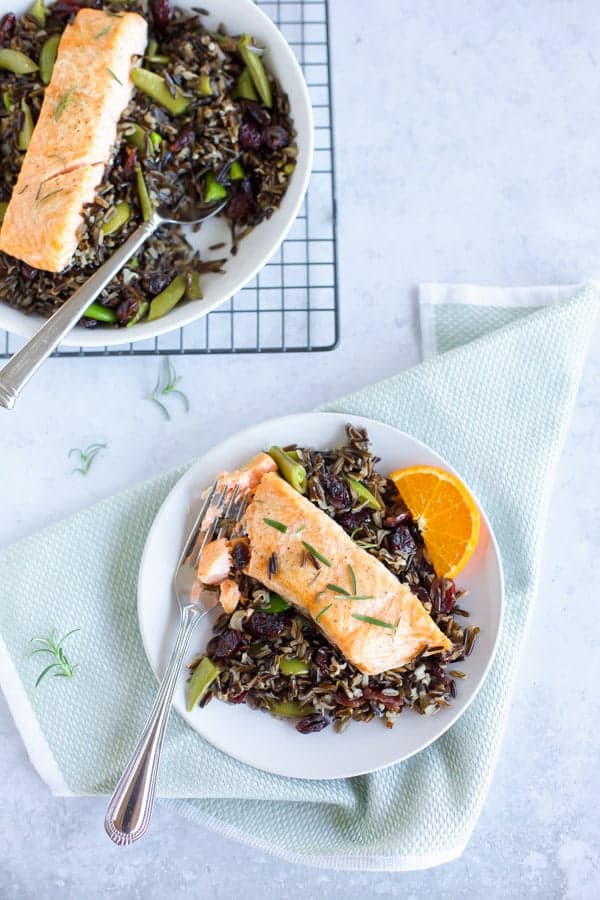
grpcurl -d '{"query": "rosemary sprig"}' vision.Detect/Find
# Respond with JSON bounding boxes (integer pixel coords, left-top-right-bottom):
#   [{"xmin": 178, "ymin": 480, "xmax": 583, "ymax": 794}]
[
  {"xmin": 263, "ymin": 518, "xmax": 288, "ymax": 533},
  {"xmin": 315, "ymin": 604, "xmax": 332, "ymax": 622},
  {"xmin": 94, "ymin": 25, "xmax": 112, "ymax": 39},
  {"xmin": 69, "ymin": 442, "xmax": 107, "ymax": 475},
  {"xmin": 146, "ymin": 358, "xmax": 189, "ymax": 421},
  {"xmin": 351, "ymin": 613, "xmax": 395, "ymax": 630},
  {"xmin": 106, "ymin": 67, "xmax": 123, "ymax": 85},
  {"xmin": 326, "ymin": 583, "xmax": 350, "ymax": 596},
  {"xmin": 301, "ymin": 541, "xmax": 331, "ymax": 568},
  {"xmin": 30, "ymin": 628, "xmax": 80, "ymax": 686},
  {"xmin": 36, "ymin": 187, "xmax": 63, "ymax": 208},
  {"xmin": 348, "ymin": 564, "xmax": 357, "ymax": 594},
  {"xmin": 54, "ymin": 87, "xmax": 75, "ymax": 121}
]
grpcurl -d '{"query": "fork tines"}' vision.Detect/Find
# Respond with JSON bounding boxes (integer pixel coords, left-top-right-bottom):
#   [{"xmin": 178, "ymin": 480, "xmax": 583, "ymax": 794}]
[{"xmin": 185, "ymin": 482, "xmax": 250, "ymax": 568}]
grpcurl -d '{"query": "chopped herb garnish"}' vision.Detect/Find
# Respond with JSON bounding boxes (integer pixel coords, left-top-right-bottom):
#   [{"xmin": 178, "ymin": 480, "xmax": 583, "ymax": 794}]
[
  {"xmin": 107, "ymin": 67, "xmax": 123, "ymax": 85},
  {"xmin": 54, "ymin": 87, "xmax": 75, "ymax": 121},
  {"xmin": 17, "ymin": 183, "xmax": 29, "ymax": 195},
  {"xmin": 301, "ymin": 541, "xmax": 331, "ymax": 567},
  {"xmin": 315, "ymin": 604, "xmax": 332, "ymax": 622},
  {"xmin": 68, "ymin": 442, "xmax": 107, "ymax": 476},
  {"xmin": 30, "ymin": 628, "xmax": 80, "ymax": 686},
  {"xmin": 295, "ymin": 524, "xmax": 306, "ymax": 533},
  {"xmin": 348, "ymin": 564, "xmax": 357, "ymax": 594},
  {"xmin": 326, "ymin": 583, "xmax": 350, "ymax": 596},
  {"xmin": 36, "ymin": 188, "xmax": 63, "ymax": 208},
  {"xmin": 94, "ymin": 25, "xmax": 112, "ymax": 39},
  {"xmin": 263, "ymin": 517, "xmax": 288, "ymax": 533},
  {"xmin": 146, "ymin": 358, "xmax": 189, "ymax": 420},
  {"xmin": 47, "ymin": 152, "xmax": 67, "ymax": 167},
  {"xmin": 351, "ymin": 613, "xmax": 395, "ymax": 630}
]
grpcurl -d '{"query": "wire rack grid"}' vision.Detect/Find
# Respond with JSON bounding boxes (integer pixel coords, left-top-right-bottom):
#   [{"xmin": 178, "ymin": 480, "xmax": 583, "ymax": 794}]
[{"xmin": 0, "ymin": 0, "xmax": 338, "ymax": 359}]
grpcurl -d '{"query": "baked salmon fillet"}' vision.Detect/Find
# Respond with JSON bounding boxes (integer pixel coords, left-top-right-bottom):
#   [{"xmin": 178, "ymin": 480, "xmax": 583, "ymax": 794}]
[
  {"xmin": 0, "ymin": 9, "xmax": 147, "ymax": 272},
  {"xmin": 245, "ymin": 473, "xmax": 452, "ymax": 675}
]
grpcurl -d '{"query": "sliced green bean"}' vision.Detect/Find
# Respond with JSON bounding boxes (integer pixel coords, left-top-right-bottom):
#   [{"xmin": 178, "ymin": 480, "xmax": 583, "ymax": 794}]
[
  {"xmin": 262, "ymin": 593, "xmax": 290, "ymax": 614},
  {"xmin": 101, "ymin": 201, "xmax": 131, "ymax": 236},
  {"xmin": 186, "ymin": 657, "xmax": 218, "ymax": 711},
  {"xmin": 345, "ymin": 476, "xmax": 383, "ymax": 511},
  {"xmin": 234, "ymin": 66, "xmax": 258, "ymax": 101},
  {"xmin": 204, "ymin": 172, "xmax": 228, "ymax": 203},
  {"xmin": 131, "ymin": 67, "xmax": 189, "ymax": 115},
  {"xmin": 186, "ymin": 271, "xmax": 203, "ymax": 300},
  {"xmin": 17, "ymin": 101, "xmax": 34, "ymax": 151},
  {"xmin": 39, "ymin": 34, "xmax": 60, "ymax": 85},
  {"xmin": 144, "ymin": 55, "xmax": 170, "ymax": 65},
  {"xmin": 0, "ymin": 201, "xmax": 8, "ymax": 225},
  {"xmin": 283, "ymin": 162, "xmax": 295, "ymax": 175},
  {"xmin": 280, "ymin": 658, "xmax": 310, "ymax": 676},
  {"xmin": 124, "ymin": 123, "xmax": 147, "ymax": 154},
  {"xmin": 267, "ymin": 700, "xmax": 312, "ymax": 718},
  {"xmin": 2, "ymin": 91, "xmax": 13, "ymax": 111},
  {"xmin": 229, "ymin": 159, "xmax": 245, "ymax": 181},
  {"xmin": 146, "ymin": 38, "xmax": 159, "ymax": 57},
  {"xmin": 147, "ymin": 274, "xmax": 186, "ymax": 321},
  {"xmin": 238, "ymin": 35, "xmax": 272, "ymax": 108},
  {"xmin": 198, "ymin": 74, "xmax": 213, "ymax": 96},
  {"xmin": 268, "ymin": 445, "xmax": 307, "ymax": 494},
  {"xmin": 84, "ymin": 303, "xmax": 117, "ymax": 324},
  {"xmin": 126, "ymin": 300, "xmax": 149, "ymax": 327},
  {"xmin": 0, "ymin": 49, "xmax": 38, "ymax": 75},
  {"xmin": 28, "ymin": 0, "xmax": 46, "ymax": 26},
  {"xmin": 135, "ymin": 164, "xmax": 154, "ymax": 222},
  {"xmin": 149, "ymin": 130, "xmax": 162, "ymax": 155}
]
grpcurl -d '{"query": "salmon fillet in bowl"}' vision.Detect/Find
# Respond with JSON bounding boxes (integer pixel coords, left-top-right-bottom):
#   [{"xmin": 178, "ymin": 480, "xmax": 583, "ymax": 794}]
[{"xmin": 0, "ymin": 0, "xmax": 313, "ymax": 346}]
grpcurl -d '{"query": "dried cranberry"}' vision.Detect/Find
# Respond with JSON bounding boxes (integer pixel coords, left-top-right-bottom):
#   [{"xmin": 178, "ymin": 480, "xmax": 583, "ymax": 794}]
[
  {"xmin": 440, "ymin": 579, "xmax": 456, "ymax": 613},
  {"xmin": 388, "ymin": 525, "xmax": 417, "ymax": 555},
  {"xmin": 313, "ymin": 647, "xmax": 330, "ymax": 677},
  {"xmin": 296, "ymin": 713, "xmax": 329, "ymax": 734},
  {"xmin": 383, "ymin": 509, "xmax": 412, "ymax": 528},
  {"xmin": 52, "ymin": 0, "xmax": 101, "ymax": 19},
  {"xmin": 140, "ymin": 270, "xmax": 172, "ymax": 296},
  {"xmin": 213, "ymin": 629, "xmax": 242, "ymax": 659},
  {"xmin": 0, "ymin": 13, "xmax": 16, "ymax": 44},
  {"xmin": 238, "ymin": 121, "xmax": 262, "ymax": 152},
  {"xmin": 262, "ymin": 126, "xmax": 289, "ymax": 152},
  {"xmin": 116, "ymin": 295, "xmax": 139, "ymax": 326},
  {"xmin": 228, "ymin": 689, "xmax": 248, "ymax": 704},
  {"xmin": 170, "ymin": 124, "xmax": 195, "ymax": 153},
  {"xmin": 244, "ymin": 612, "xmax": 285, "ymax": 640},
  {"xmin": 335, "ymin": 507, "xmax": 371, "ymax": 535},
  {"xmin": 363, "ymin": 685, "xmax": 404, "ymax": 710},
  {"xmin": 333, "ymin": 690, "xmax": 364, "ymax": 708},
  {"xmin": 231, "ymin": 540, "xmax": 250, "ymax": 570},
  {"xmin": 242, "ymin": 100, "xmax": 271, "ymax": 127},
  {"xmin": 151, "ymin": 0, "xmax": 172, "ymax": 28},
  {"xmin": 121, "ymin": 145, "xmax": 138, "ymax": 179},
  {"xmin": 413, "ymin": 586, "xmax": 431, "ymax": 606},
  {"xmin": 321, "ymin": 472, "xmax": 351, "ymax": 510},
  {"xmin": 226, "ymin": 191, "xmax": 251, "ymax": 223}
]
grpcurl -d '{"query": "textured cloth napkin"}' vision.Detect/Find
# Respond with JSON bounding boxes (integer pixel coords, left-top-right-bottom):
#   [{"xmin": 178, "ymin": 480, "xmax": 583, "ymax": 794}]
[{"xmin": 0, "ymin": 283, "xmax": 597, "ymax": 871}]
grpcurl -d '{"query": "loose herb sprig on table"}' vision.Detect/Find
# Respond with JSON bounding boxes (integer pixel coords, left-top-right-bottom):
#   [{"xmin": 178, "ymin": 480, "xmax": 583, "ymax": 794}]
[
  {"xmin": 146, "ymin": 358, "xmax": 189, "ymax": 421},
  {"xmin": 29, "ymin": 628, "xmax": 80, "ymax": 687},
  {"xmin": 69, "ymin": 442, "xmax": 107, "ymax": 475}
]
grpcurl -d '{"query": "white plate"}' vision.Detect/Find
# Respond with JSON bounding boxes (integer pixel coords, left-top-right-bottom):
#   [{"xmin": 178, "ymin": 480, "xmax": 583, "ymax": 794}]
[
  {"xmin": 1, "ymin": 0, "xmax": 314, "ymax": 347},
  {"xmin": 138, "ymin": 413, "xmax": 504, "ymax": 780}
]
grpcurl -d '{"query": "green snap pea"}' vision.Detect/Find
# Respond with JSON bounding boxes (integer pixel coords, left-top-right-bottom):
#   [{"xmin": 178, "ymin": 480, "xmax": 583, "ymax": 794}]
[
  {"xmin": 186, "ymin": 271, "xmax": 203, "ymax": 300},
  {"xmin": 238, "ymin": 35, "xmax": 272, "ymax": 108},
  {"xmin": 17, "ymin": 101, "xmax": 34, "ymax": 151},
  {"xmin": 204, "ymin": 172, "xmax": 228, "ymax": 203},
  {"xmin": 39, "ymin": 34, "xmax": 60, "ymax": 85},
  {"xmin": 125, "ymin": 123, "xmax": 147, "ymax": 154},
  {"xmin": 234, "ymin": 66, "xmax": 258, "ymax": 101},
  {"xmin": 101, "ymin": 201, "xmax": 131, "ymax": 236},
  {"xmin": 147, "ymin": 274, "xmax": 186, "ymax": 321},
  {"xmin": 186, "ymin": 657, "xmax": 219, "ymax": 711},
  {"xmin": 146, "ymin": 38, "xmax": 159, "ymax": 57},
  {"xmin": 262, "ymin": 593, "xmax": 290, "ymax": 614},
  {"xmin": 84, "ymin": 303, "xmax": 118, "ymax": 324},
  {"xmin": 28, "ymin": 0, "xmax": 46, "ymax": 26},
  {"xmin": 229, "ymin": 159, "xmax": 245, "ymax": 181},
  {"xmin": 149, "ymin": 130, "xmax": 162, "ymax": 154},
  {"xmin": 266, "ymin": 700, "xmax": 312, "ymax": 718},
  {"xmin": 131, "ymin": 67, "xmax": 189, "ymax": 115},
  {"xmin": 144, "ymin": 55, "xmax": 170, "ymax": 64},
  {"xmin": 135, "ymin": 164, "xmax": 154, "ymax": 222},
  {"xmin": 126, "ymin": 300, "xmax": 149, "ymax": 327},
  {"xmin": 0, "ymin": 201, "xmax": 8, "ymax": 225},
  {"xmin": 345, "ymin": 476, "xmax": 383, "ymax": 511},
  {"xmin": 268, "ymin": 445, "xmax": 307, "ymax": 494},
  {"xmin": 280, "ymin": 658, "xmax": 310, "ymax": 676},
  {"xmin": 0, "ymin": 49, "xmax": 39, "ymax": 76},
  {"xmin": 2, "ymin": 91, "xmax": 13, "ymax": 111},
  {"xmin": 198, "ymin": 74, "xmax": 213, "ymax": 96}
]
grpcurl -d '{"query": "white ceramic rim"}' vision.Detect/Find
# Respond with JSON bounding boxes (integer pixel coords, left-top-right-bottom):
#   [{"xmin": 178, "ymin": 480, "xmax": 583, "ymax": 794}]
[
  {"xmin": 137, "ymin": 412, "xmax": 505, "ymax": 780},
  {"xmin": 1, "ymin": 0, "xmax": 315, "ymax": 347}
]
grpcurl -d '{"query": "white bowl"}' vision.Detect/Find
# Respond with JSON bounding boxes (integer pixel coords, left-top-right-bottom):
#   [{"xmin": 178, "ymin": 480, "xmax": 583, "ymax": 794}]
[{"xmin": 1, "ymin": 0, "xmax": 314, "ymax": 347}]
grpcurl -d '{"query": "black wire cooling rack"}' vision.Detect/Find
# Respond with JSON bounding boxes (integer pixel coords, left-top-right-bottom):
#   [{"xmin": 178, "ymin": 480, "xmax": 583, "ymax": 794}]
[{"xmin": 0, "ymin": 0, "xmax": 338, "ymax": 359}]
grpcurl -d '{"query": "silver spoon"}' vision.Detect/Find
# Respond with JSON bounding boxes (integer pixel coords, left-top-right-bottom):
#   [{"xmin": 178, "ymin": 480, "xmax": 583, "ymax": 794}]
[{"xmin": 0, "ymin": 173, "xmax": 232, "ymax": 411}]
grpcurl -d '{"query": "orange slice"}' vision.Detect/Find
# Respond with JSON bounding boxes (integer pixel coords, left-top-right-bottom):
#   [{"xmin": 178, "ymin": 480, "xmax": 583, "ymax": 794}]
[{"xmin": 388, "ymin": 465, "xmax": 480, "ymax": 579}]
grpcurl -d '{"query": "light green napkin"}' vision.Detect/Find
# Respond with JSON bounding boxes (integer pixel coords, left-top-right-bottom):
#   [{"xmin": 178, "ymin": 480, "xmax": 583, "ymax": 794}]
[{"xmin": 1, "ymin": 284, "xmax": 597, "ymax": 871}]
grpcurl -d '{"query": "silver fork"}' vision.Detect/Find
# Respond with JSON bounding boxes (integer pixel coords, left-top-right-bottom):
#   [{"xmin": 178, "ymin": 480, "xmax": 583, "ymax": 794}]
[{"xmin": 104, "ymin": 481, "xmax": 249, "ymax": 846}]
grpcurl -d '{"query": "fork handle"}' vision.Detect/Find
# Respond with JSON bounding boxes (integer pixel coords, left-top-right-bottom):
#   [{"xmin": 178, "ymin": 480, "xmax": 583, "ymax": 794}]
[
  {"xmin": 0, "ymin": 212, "xmax": 160, "ymax": 411},
  {"xmin": 104, "ymin": 603, "xmax": 200, "ymax": 846}
]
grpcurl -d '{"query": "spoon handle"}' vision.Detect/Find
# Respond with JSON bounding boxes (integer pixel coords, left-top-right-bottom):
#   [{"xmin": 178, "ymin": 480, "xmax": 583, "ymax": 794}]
[
  {"xmin": 104, "ymin": 603, "xmax": 201, "ymax": 846},
  {"xmin": 0, "ymin": 212, "xmax": 161, "ymax": 411}
]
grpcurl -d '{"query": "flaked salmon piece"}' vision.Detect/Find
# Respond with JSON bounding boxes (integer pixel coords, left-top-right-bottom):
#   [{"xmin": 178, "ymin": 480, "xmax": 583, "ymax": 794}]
[
  {"xmin": 197, "ymin": 538, "xmax": 232, "ymax": 585},
  {"xmin": 0, "ymin": 9, "xmax": 147, "ymax": 272},
  {"xmin": 202, "ymin": 453, "xmax": 278, "ymax": 532},
  {"xmin": 245, "ymin": 473, "xmax": 452, "ymax": 675},
  {"xmin": 219, "ymin": 579, "xmax": 242, "ymax": 614}
]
